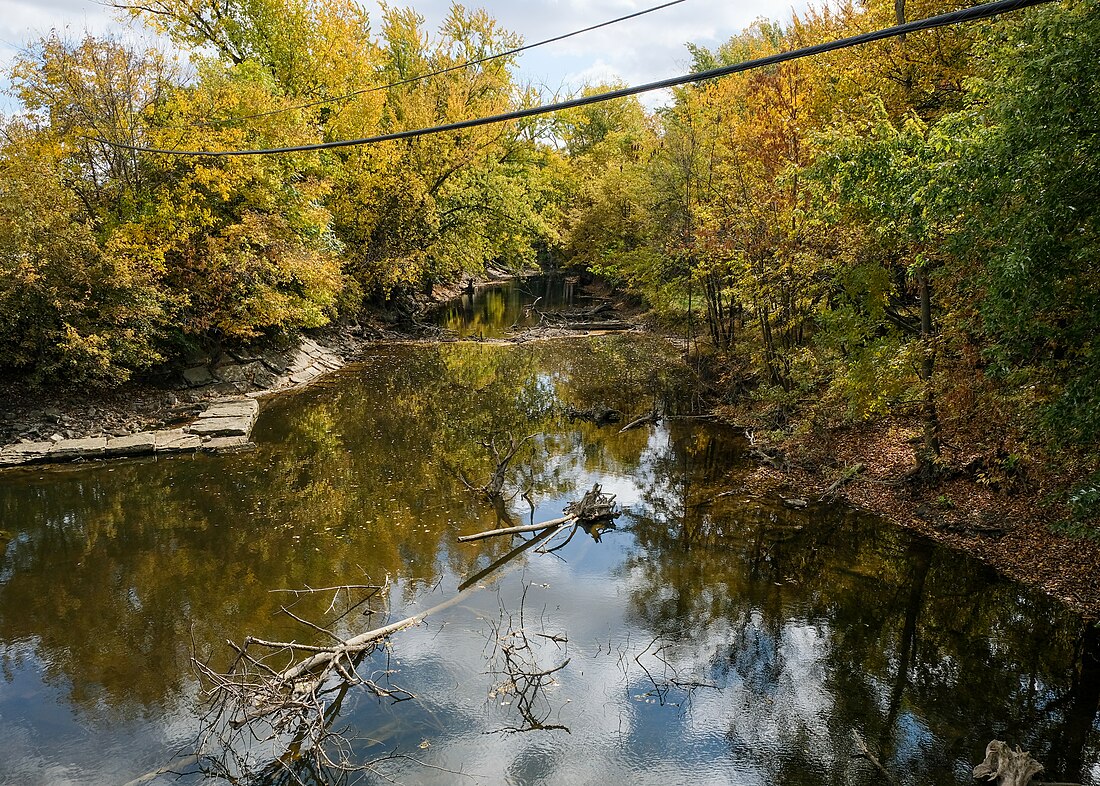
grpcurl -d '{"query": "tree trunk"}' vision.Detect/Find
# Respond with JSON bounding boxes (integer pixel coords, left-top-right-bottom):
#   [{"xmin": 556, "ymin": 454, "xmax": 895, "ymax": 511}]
[{"xmin": 917, "ymin": 267, "xmax": 941, "ymax": 459}]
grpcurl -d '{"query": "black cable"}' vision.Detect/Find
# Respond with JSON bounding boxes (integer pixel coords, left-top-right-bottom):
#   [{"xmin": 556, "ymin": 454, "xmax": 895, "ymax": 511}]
[
  {"xmin": 97, "ymin": 0, "xmax": 1059, "ymax": 157},
  {"xmin": 196, "ymin": 0, "xmax": 689, "ymax": 125}
]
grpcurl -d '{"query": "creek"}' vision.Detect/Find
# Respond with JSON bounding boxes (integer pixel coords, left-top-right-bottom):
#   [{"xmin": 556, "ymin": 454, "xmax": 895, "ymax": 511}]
[{"xmin": 0, "ymin": 278, "xmax": 1096, "ymax": 785}]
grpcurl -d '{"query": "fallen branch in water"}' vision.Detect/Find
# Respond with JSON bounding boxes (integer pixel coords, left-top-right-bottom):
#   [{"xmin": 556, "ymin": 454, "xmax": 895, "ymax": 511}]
[
  {"xmin": 458, "ymin": 515, "xmax": 573, "ymax": 543},
  {"xmin": 188, "ymin": 484, "xmax": 619, "ymax": 781},
  {"xmin": 191, "ymin": 528, "xmax": 564, "ymax": 782},
  {"xmin": 850, "ymin": 729, "xmax": 900, "ymax": 786},
  {"xmin": 563, "ymin": 402, "xmax": 623, "ymax": 426},
  {"xmin": 619, "ymin": 406, "xmax": 659, "ymax": 433},
  {"xmin": 457, "ymin": 484, "xmax": 618, "ymax": 544},
  {"xmin": 485, "ymin": 585, "xmax": 571, "ymax": 734}
]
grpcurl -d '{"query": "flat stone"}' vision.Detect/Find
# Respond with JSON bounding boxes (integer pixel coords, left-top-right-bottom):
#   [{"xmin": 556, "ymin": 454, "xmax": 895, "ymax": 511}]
[
  {"xmin": 290, "ymin": 366, "xmax": 322, "ymax": 385},
  {"xmin": 215, "ymin": 362, "xmax": 268, "ymax": 385},
  {"xmin": 104, "ymin": 433, "xmax": 157, "ymax": 457},
  {"xmin": 261, "ymin": 349, "xmax": 293, "ymax": 374},
  {"xmin": 186, "ymin": 416, "xmax": 253, "ymax": 438},
  {"xmin": 250, "ymin": 367, "xmax": 279, "ymax": 389},
  {"xmin": 183, "ymin": 366, "xmax": 214, "ymax": 386},
  {"xmin": 229, "ymin": 347, "xmax": 264, "ymax": 363},
  {"xmin": 300, "ymin": 337, "xmax": 324, "ymax": 355},
  {"xmin": 0, "ymin": 446, "xmax": 41, "ymax": 466},
  {"xmin": 153, "ymin": 429, "xmax": 202, "ymax": 452},
  {"xmin": 287, "ymin": 352, "xmax": 314, "ymax": 375},
  {"xmin": 202, "ymin": 399, "xmax": 258, "ymax": 419},
  {"xmin": 50, "ymin": 437, "xmax": 108, "ymax": 460},
  {"xmin": 201, "ymin": 436, "xmax": 253, "ymax": 452},
  {"xmin": 207, "ymin": 382, "xmax": 247, "ymax": 396},
  {"xmin": 2, "ymin": 441, "xmax": 57, "ymax": 464}
]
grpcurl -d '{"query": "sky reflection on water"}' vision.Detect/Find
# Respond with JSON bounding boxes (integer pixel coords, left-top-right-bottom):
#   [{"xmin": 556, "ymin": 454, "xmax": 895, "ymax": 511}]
[{"xmin": 0, "ymin": 335, "xmax": 1096, "ymax": 785}]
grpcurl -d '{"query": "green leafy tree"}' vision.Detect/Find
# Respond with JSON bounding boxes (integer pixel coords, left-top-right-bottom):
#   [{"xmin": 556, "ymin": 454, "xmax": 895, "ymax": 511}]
[{"xmin": 956, "ymin": 0, "xmax": 1100, "ymax": 446}]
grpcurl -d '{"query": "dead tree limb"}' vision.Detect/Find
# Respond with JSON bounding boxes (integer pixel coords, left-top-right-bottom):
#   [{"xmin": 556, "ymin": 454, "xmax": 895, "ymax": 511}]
[
  {"xmin": 191, "ymin": 486, "xmax": 615, "ymax": 780},
  {"xmin": 820, "ymin": 463, "xmax": 865, "ymax": 501},
  {"xmin": 561, "ymin": 321, "xmax": 632, "ymax": 331},
  {"xmin": 458, "ymin": 484, "xmax": 618, "ymax": 543},
  {"xmin": 619, "ymin": 406, "xmax": 660, "ymax": 433},
  {"xmin": 851, "ymin": 729, "xmax": 900, "ymax": 786},
  {"xmin": 483, "ymin": 434, "xmax": 536, "ymax": 500},
  {"xmin": 458, "ymin": 515, "xmax": 574, "ymax": 543},
  {"xmin": 486, "ymin": 586, "xmax": 571, "ymax": 734},
  {"xmin": 746, "ymin": 429, "xmax": 785, "ymax": 469}
]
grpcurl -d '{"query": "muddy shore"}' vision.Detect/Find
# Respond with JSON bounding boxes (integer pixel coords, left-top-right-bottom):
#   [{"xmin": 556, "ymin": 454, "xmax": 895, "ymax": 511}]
[{"xmin": 732, "ymin": 416, "xmax": 1100, "ymax": 620}]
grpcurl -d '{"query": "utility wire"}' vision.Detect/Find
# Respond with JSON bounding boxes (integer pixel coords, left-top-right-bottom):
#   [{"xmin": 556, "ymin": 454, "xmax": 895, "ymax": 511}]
[
  {"xmin": 97, "ymin": 0, "xmax": 1058, "ymax": 157},
  {"xmin": 197, "ymin": 0, "xmax": 689, "ymax": 125}
]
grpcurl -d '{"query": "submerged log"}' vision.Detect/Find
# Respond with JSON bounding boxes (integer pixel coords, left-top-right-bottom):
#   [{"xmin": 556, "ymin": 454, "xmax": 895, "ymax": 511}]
[
  {"xmin": 563, "ymin": 403, "xmax": 623, "ymax": 426},
  {"xmin": 851, "ymin": 730, "xmax": 900, "ymax": 786}
]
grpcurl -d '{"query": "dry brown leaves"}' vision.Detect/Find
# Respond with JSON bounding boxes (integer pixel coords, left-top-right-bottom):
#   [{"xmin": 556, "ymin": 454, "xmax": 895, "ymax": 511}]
[{"xmin": 744, "ymin": 415, "xmax": 1100, "ymax": 620}]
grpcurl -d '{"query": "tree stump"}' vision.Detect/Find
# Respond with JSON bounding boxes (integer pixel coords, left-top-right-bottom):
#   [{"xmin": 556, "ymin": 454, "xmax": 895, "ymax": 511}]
[{"xmin": 973, "ymin": 740, "xmax": 1044, "ymax": 786}]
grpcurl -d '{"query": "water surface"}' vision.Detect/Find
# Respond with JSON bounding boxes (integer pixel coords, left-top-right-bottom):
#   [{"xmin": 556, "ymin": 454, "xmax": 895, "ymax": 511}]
[{"xmin": 0, "ymin": 333, "xmax": 1097, "ymax": 785}]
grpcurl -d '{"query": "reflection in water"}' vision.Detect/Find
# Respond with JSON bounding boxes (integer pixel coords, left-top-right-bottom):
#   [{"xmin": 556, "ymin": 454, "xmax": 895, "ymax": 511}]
[
  {"xmin": 0, "ymin": 336, "xmax": 1096, "ymax": 785},
  {"xmin": 435, "ymin": 274, "xmax": 590, "ymax": 338}
]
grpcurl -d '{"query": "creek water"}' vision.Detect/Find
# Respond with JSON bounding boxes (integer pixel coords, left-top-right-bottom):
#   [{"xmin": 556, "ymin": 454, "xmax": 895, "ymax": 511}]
[{"xmin": 0, "ymin": 279, "xmax": 1097, "ymax": 785}]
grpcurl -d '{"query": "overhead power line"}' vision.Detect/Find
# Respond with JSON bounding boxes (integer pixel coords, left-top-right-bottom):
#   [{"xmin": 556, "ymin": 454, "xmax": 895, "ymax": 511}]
[
  {"xmin": 223, "ymin": 0, "xmax": 689, "ymax": 124},
  {"xmin": 98, "ymin": 0, "xmax": 1058, "ymax": 157}
]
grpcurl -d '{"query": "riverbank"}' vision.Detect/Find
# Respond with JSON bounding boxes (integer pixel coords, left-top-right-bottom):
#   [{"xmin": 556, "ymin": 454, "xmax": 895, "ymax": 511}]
[
  {"xmin": 721, "ymin": 408, "xmax": 1100, "ymax": 620},
  {"xmin": 0, "ymin": 267, "xmax": 551, "ymax": 461}
]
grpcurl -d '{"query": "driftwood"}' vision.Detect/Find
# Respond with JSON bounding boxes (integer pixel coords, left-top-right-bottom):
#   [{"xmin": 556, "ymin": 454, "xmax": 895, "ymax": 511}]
[
  {"xmin": 486, "ymin": 586, "xmax": 571, "ymax": 734},
  {"xmin": 561, "ymin": 320, "xmax": 632, "ymax": 331},
  {"xmin": 536, "ymin": 302, "xmax": 614, "ymax": 323},
  {"xmin": 972, "ymin": 741, "xmax": 1045, "ymax": 786},
  {"xmin": 458, "ymin": 484, "xmax": 618, "ymax": 544},
  {"xmin": 820, "ymin": 463, "xmax": 865, "ymax": 500},
  {"xmin": 481, "ymin": 434, "xmax": 535, "ymax": 500},
  {"xmin": 192, "ymin": 526, "xmax": 566, "ymax": 781},
  {"xmin": 619, "ymin": 406, "xmax": 660, "ymax": 433},
  {"xmin": 745, "ymin": 429, "xmax": 785, "ymax": 469},
  {"xmin": 458, "ymin": 514, "xmax": 574, "ymax": 543},
  {"xmin": 531, "ymin": 301, "xmax": 631, "ymax": 332},
  {"xmin": 850, "ymin": 730, "xmax": 900, "ymax": 786}
]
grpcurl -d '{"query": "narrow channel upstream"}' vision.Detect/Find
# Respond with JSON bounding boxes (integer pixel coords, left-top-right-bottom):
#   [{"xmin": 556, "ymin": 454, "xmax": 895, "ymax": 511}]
[{"xmin": 0, "ymin": 280, "xmax": 1096, "ymax": 785}]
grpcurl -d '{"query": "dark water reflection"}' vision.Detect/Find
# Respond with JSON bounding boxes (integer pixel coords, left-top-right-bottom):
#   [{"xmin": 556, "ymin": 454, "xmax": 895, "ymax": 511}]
[{"xmin": 0, "ymin": 336, "xmax": 1097, "ymax": 785}]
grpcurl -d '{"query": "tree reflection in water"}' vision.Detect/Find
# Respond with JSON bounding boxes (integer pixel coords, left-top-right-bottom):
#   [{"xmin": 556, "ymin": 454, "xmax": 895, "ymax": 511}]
[
  {"xmin": 0, "ymin": 337, "xmax": 1096, "ymax": 785},
  {"xmin": 623, "ymin": 420, "xmax": 1099, "ymax": 785}
]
